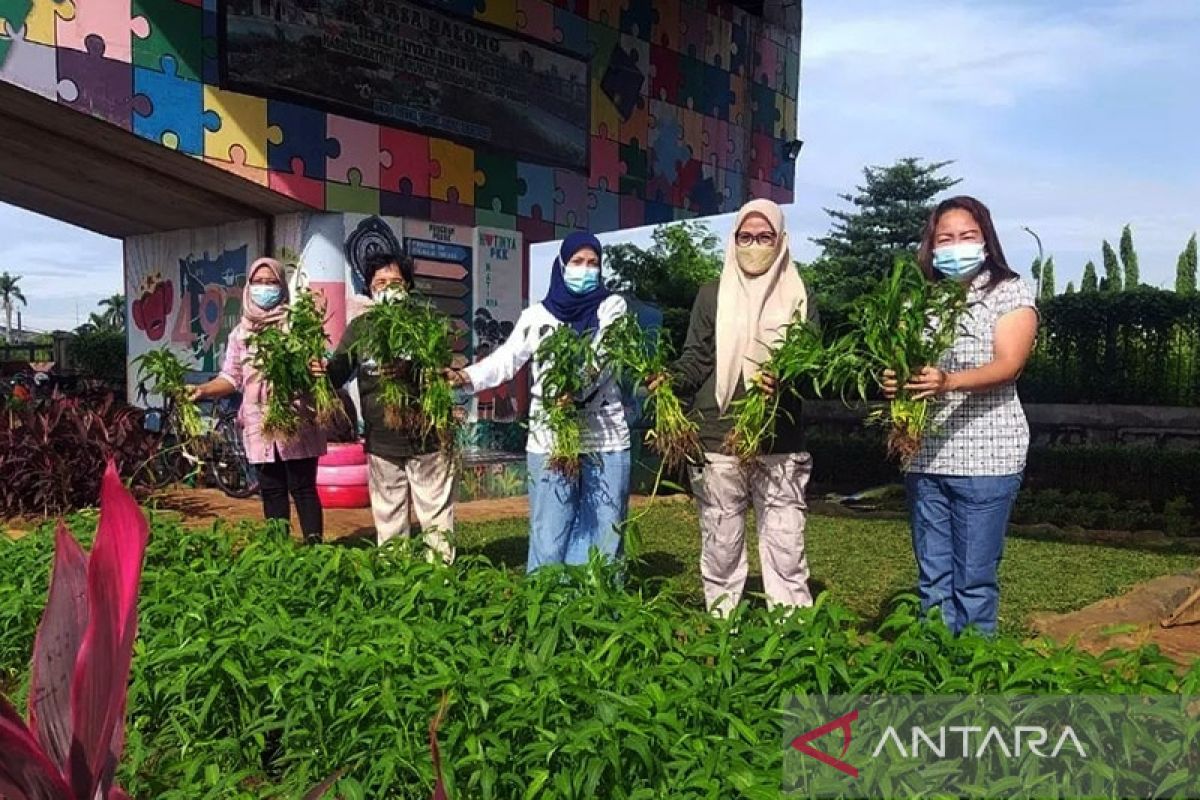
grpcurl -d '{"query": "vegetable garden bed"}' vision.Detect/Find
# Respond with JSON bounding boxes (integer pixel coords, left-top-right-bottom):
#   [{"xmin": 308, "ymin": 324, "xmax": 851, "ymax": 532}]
[{"xmin": 2, "ymin": 506, "xmax": 1197, "ymax": 798}]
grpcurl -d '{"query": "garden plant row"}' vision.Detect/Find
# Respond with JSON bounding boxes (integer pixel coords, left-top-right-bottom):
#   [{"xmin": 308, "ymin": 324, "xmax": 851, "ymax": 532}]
[{"xmin": 2, "ymin": 514, "xmax": 1196, "ymax": 799}]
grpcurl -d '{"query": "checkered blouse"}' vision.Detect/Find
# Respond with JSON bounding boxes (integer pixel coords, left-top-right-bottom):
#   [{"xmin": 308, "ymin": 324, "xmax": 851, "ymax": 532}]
[{"xmin": 907, "ymin": 273, "xmax": 1038, "ymax": 476}]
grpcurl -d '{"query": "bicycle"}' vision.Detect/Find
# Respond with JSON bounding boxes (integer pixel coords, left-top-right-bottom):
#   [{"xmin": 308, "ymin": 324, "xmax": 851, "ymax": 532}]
[{"xmin": 140, "ymin": 391, "xmax": 258, "ymax": 499}]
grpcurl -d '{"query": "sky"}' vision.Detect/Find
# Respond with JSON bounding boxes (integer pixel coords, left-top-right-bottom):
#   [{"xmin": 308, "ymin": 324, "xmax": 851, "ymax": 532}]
[{"xmin": 3, "ymin": 0, "xmax": 1199, "ymax": 329}]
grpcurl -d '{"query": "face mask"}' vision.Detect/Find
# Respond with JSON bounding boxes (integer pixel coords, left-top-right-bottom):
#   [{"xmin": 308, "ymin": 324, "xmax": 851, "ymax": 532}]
[
  {"xmin": 933, "ymin": 242, "xmax": 986, "ymax": 280},
  {"xmin": 376, "ymin": 285, "xmax": 408, "ymax": 304},
  {"xmin": 250, "ymin": 284, "xmax": 283, "ymax": 309},
  {"xmin": 564, "ymin": 265, "xmax": 601, "ymax": 294},
  {"xmin": 736, "ymin": 244, "xmax": 776, "ymax": 276}
]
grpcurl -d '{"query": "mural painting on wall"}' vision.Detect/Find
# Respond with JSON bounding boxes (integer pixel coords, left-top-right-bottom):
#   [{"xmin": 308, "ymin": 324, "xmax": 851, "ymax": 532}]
[
  {"xmin": 223, "ymin": 0, "xmax": 590, "ymax": 169},
  {"xmin": 175, "ymin": 246, "xmax": 249, "ymax": 372},
  {"xmin": 125, "ymin": 222, "xmax": 263, "ymax": 403},
  {"xmin": 472, "ymin": 227, "xmax": 526, "ymax": 425},
  {"xmin": 344, "ymin": 216, "xmax": 404, "ymax": 299},
  {"xmin": 1, "ymin": 0, "xmax": 799, "ymax": 235}
]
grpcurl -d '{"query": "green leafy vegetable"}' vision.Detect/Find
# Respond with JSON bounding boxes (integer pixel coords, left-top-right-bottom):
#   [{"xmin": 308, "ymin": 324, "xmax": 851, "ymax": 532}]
[
  {"xmin": 837, "ymin": 256, "xmax": 968, "ymax": 464},
  {"xmin": 601, "ymin": 313, "xmax": 701, "ymax": 472},
  {"xmin": 725, "ymin": 317, "xmax": 830, "ymax": 461},
  {"xmin": 134, "ymin": 347, "xmax": 204, "ymax": 439},
  {"xmin": 246, "ymin": 285, "xmax": 342, "ymax": 443},
  {"xmin": 535, "ymin": 325, "xmax": 599, "ymax": 476},
  {"xmin": 354, "ymin": 295, "xmax": 459, "ymax": 448}
]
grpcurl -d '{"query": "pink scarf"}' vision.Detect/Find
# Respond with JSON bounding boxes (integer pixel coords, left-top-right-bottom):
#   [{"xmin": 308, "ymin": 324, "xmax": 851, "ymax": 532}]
[{"xmin": 241, "ymin": 257, "xmax": 290, "ymax": 332}]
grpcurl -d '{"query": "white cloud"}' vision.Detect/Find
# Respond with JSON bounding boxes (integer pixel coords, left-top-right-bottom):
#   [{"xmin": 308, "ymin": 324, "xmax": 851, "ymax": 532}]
[
  {"xmin": 0, "ymin": 205, "xmax": 122, "ymax": 329},
  {"xmin": 803, "ymin": 1, "xmax": 1164, "ymax": 109},
  {"xmin": 781, "ymin": 0, "xmax": 1200, "ymax": 288}
]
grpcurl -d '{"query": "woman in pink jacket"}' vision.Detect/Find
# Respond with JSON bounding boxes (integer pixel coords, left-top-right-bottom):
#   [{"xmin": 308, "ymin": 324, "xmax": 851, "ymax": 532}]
[{"xmin": 190, "ymin": 258, "xmax": 328, "ymax": 543}]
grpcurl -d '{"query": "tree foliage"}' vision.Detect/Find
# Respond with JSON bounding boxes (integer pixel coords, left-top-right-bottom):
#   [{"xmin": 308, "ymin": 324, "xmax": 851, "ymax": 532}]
[
  {"xmin": 68, "ymin": 328, "xmax": 126, "ymax": 388},
  {"xmin": 604, "ymin": 221, "xmax": 723, "ymax": 350},
  {"xmin": 1040, "ymin": 256, "xmax": 1056, "ymax": 299},
  {"xmin": 806, "ymin": 158, "xmax": 960, "ymax": 319},
  {"xmin": 1102, "ymin": 240, "xmax": 1123, "ymax": 293},
  {"xmin": 1081, "ymin": 261, "xmax": 1099, "ymax": 293},
  {"xmin": 1023, "ymin": 287, "xmax": 1200, "ymax": 406},
  {"xmin": 1119, "ymin": 225, "xmax": 1139, "ymax": 288},
  {"xmin": 1176, "ymin": 234, "xmax": 1197, "ymax": 295},
  {"xmin": 0, "ymin": 271, "xmax": 28, "ymax": 344}
]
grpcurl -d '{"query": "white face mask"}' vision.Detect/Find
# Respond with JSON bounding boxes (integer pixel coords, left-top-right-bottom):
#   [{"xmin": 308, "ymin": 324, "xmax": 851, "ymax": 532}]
[
  {"xmin": 376, "ymin": 285, "xmax": 408, "ymax": 304},
  {"xmin": 737, "ymin": 244, "xmax": 776, "ymax": 276}
]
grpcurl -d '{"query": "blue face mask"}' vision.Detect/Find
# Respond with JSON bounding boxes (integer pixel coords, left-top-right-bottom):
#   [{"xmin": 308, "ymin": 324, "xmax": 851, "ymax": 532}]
[
  {"xmin": 563, "ymin": 265, "xmax": 601, "ymax": 294},
  {"xmin": 250, "ymin": 284, "xmax": 284, "ymax": 309},
  {"xmin": 932, "ymin": 242, "xmax": 986, "ymax": 280}
]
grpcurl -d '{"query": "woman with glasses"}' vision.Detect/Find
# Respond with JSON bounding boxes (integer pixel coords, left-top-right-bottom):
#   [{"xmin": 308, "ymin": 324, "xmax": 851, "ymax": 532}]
[{"xmin": 666, "ymin": 199, "xmax": 818, "ymax": 617}]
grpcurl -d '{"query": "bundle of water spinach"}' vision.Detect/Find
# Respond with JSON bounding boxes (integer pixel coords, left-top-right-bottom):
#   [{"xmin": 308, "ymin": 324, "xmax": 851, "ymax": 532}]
[
  {"xmin": 535, "ymin": 324, "xmax": 599, "ymax": 477},
  {"xmin": 600, "ymin": 313, "xmax": 701, "ymax": 473}
]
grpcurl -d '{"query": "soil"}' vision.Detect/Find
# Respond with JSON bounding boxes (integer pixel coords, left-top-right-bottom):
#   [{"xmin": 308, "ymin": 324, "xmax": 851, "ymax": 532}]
[
  {"xmin": 1030, "ymin": 572, "xmax": 1200, "ymax": 668},
  {"xmin": 142, "ymin": 487, "xmax": 676, "ymax": 541}
]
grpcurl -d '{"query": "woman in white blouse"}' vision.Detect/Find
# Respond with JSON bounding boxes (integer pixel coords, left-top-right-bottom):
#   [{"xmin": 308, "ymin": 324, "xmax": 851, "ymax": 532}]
[
  {"xmin": 448, "ymin": 232, "xmax": 630, "ymax": 572},
  {"xmin": 883, "ymin": 196, "xmax": 1039, "ymax": 635}
]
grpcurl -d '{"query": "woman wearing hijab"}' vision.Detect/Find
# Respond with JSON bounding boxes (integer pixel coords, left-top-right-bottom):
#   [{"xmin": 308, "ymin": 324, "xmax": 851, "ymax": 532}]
[
  {"xmin": 669, "ymin": 199, "xmax": 817, "ymax": 617},
  {"xmin": 447, "ymin": 232, "xmax": 630, "ymax": 572},
  {"xmin": 190, "ymin": 257, "xmax": 327, "ymax": 543}
]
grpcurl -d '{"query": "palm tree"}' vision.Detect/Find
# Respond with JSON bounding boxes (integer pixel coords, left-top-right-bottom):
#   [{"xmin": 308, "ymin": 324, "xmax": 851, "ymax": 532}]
[
  {"xmin": 0, "ymin": 272, "xmax": 28, "ymax": 344},
  {"xmin": 97, "ymin": 293, "xmax": 126, "ymax": 330}
]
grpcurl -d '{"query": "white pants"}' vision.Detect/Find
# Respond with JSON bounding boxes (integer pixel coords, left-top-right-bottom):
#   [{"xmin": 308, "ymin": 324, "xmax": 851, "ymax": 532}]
[
  {"xmin": 368, "ymin": 451, "xmax": 456, "ymax": 564},
  {"xmin": 689, "ymin": 451, "xmax": 814, "ymax": 617}
]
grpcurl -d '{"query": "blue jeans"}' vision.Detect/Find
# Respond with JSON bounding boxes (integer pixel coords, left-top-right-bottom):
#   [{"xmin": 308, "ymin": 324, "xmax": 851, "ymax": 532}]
[
  {"xmin": 905, "ymin": 473, "xmax": 1023, "ymax": 635},
  {"xmin": 526, "ymin": 449, "xmax": 631, "ymax": 573}
]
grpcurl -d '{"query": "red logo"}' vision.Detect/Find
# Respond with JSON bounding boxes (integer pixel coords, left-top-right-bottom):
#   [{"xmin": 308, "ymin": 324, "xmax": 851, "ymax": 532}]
[{"xmin": 791, "ymin": 710, "xmax": 859, "ymax": 778}]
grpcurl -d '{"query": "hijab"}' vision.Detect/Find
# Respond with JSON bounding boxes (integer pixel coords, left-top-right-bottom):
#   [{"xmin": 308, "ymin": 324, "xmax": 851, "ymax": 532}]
[
  {"xmin": 713, "ymin": 199, "xmax": 810, "ymax": 413},
  {"xmin": 542, "ymin": 231, "xmax": 611, "ymax": 334},
  {"xmin": 241, "ymin": 257, "xmax": 290, "ymax": 333}
]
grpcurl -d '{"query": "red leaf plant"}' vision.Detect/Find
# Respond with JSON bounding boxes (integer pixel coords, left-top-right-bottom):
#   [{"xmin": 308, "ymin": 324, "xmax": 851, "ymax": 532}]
[
  {"xmin": 0, "ymin": 460, "xmax": 402, "ymax": 800},
  {"xmin": 0, "ymin": 461, "xmax": 148, "ymax": 799}
]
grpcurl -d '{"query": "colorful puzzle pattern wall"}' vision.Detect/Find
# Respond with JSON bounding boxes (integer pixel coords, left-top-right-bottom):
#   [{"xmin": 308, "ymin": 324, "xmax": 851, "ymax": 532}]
[{"xmin": 0, "ymin": 0, "xmax": 800, "ymax": 239}]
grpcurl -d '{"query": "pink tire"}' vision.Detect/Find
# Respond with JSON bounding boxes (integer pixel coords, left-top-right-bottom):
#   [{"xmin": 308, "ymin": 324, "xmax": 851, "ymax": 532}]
[
  {"xmin": 320, "ymin": 441, "xmax": 367, "ymax": 467},
  {"xmin": 316, "ymin": 463, "xmax": 369, "ymax": 487},
  {"xmin": 317, "ymin": 483, "xmax": 371, "ymax": 509}
]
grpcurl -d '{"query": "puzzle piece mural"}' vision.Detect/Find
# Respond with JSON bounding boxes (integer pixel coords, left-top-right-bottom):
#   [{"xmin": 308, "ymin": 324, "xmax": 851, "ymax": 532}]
[{"xmin": 3, "ymin": 0, "xmax": 804, "ymax": 383}]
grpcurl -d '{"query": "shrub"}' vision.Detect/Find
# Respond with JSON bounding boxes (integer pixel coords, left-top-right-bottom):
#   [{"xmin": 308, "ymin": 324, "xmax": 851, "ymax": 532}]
[
  {"xmin": 1021, "ymin": 287, "xmax": 1200, "ymax": 406},
  {"xmin": 0, "ymin": 394, "xmax": 158, "ymax": 517},
  {"xmin": 67, "ymin": 329, "xmax": 126, "ymax": 389}
]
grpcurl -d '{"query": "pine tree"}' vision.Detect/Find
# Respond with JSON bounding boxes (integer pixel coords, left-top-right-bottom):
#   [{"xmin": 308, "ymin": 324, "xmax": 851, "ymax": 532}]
[
  {"xmin": 1040, "ymin": 256, "xmax": 1056, "ymax": 299},
  {"xmin": 1065, "ymin": 281, "xmax": 1076, "ymax": 294},
  {"xmin": 809, "ymin": 158, "xmax": 960, "ymax": 312},
  {"xmin": 1102, "ymin": 240, "xmax": 1122, "ymax": 292},
  {"xmin": 1119, "ymin": 225, "xmax": 1139, "ymax": 288},
  {"xmin": 1082, "ymin": 261, "xmax": 1099, "ymax": 293},
  {"xmin": 1176, "ymin": 234, "xmax": 1198, "ymax": 295}
]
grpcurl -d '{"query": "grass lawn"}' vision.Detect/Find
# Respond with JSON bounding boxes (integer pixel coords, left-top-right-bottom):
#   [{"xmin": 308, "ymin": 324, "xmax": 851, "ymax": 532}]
[{"xmin": 453, "ymin": 499, "xmax": 1200, "ymax": 635}]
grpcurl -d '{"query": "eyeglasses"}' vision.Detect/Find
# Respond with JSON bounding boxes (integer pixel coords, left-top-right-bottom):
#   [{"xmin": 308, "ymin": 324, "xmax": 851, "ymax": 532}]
[
  {"xmin": 735, "ymin": 232, "xmax": 777, "ymax": 247},
  {"xmin": 371, "ymin": 280, "xmax": 406, "ymax": 292}
]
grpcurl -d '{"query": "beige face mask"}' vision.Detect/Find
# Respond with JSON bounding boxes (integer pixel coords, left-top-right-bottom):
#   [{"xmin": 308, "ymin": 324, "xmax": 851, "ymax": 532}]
[{"xmin": 737, "ymin": 244, "xmax": 776, "ymax": 276}]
